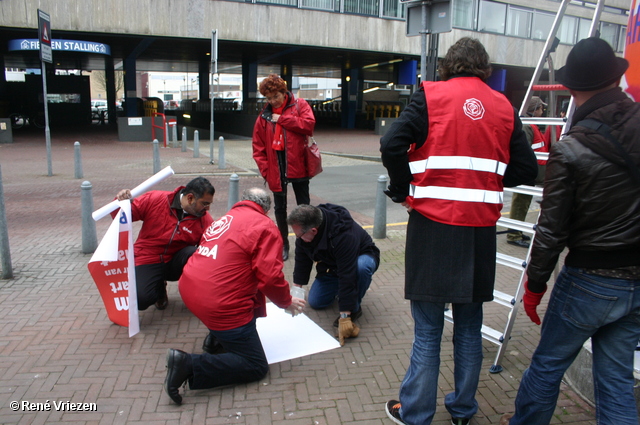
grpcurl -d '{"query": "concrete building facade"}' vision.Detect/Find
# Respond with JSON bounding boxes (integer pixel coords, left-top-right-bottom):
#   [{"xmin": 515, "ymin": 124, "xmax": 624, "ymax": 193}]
[{"xmin": 0, "ymin": 0, "xmax": 631, "ymax": 134}]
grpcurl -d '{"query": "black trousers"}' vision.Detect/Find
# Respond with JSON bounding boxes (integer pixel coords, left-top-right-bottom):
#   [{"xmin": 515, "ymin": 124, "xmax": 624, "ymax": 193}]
[
  {"xmin": 134, "ymin": 246, "xmax": 196, "ymax": 310},
  {"xmin": 273, "ymin": 180, "xmax": 310, "ymax": 250}
]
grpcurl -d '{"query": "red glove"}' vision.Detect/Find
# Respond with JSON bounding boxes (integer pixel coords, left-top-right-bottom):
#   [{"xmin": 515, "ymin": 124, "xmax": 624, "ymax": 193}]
[{"xmin": 523, "ymin": 280, "xmax": 547, "ymax": 325}]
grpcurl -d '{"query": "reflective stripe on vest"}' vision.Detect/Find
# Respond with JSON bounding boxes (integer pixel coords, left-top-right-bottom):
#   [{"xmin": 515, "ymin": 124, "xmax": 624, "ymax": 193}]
[
  {"xmin": 409, "ymin": 155, "xmax": 507, "ymax": 176},
  {"xmin": 531, "ymin": 141, "xmax": 545, "ymax": 150},
  {"xmin": 410, "ymin": 185, "xmax": 503, "ymax": 204}
]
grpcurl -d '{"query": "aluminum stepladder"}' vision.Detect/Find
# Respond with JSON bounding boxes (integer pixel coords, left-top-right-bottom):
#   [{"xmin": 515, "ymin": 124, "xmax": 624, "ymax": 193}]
[{"xmin": 444, "ymin": 0, "xmax": 606, "ymax": 373}]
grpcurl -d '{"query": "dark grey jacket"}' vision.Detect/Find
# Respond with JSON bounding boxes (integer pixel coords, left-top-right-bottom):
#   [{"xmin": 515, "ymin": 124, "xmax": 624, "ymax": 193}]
[
  {"xmin": 292, "ymin": 204, "xmax": 380, "ymax": 311},
  {"xmin": 527, "ymin": 87, "xmax": 640, "ymax": 290}
]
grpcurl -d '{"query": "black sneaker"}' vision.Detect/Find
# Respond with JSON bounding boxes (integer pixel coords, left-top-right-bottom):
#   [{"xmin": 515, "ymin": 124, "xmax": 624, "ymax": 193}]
[
  {"xmin": 507, "ymin": 239, "xmax": 530, "ymax": 248},
  {"xmin": 385, "ymin": 400, "xmax": 406, "ymax": 425},
  {"xmin": 332, "ymin": 307, "xmax": 362, "ymax": 327},
  {"xmin": 451, "ymin": 417, "xmax": 470, "ymax": 425}
]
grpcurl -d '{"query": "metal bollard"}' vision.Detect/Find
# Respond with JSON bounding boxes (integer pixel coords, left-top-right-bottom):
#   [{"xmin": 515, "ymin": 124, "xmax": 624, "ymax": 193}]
[
  {"xmin": 193, "ymin": 130, "xmax": 200, "ymax": 158},
  {"xmin": 81, "ymin": 181, "xmax": 98, "ymax": 254},
  {"xmin": 181, "ymin": 127, "xmax": 187, "ymax": 152},
  {"xmin": 152, "ymin": 139, "xmax": 161, "ymax": 174},
  {"xmin": 209, "ymin": 133, "xmax": 215, "ymax": 164},
  {"xmin": 172, "ymin": 124, "xmax": 178, "ymax": 148},
  {"xmin": 218, "ymin": 136, "xmax": 226, "ymax": 169},
  {"xmin": 74, "ymin": 141, "xmax": 83, "ymax": 179},
  {"xmin": 227, "ymin": 173, "xmax": 239, "ymax": 210},
  {"xmin": 373, "ymin": 175, "xmax": 388, "ymax": 239},
  {"xmin": 164, "ymin": 123, "xmax": 169, "ymax": 146},
  {"xmin": 0, "ymin": 165, "xmax": 12, "ymax": 279}
]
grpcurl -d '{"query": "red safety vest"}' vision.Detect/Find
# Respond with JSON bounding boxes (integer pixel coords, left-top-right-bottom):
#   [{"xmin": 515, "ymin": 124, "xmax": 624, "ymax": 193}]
[
  {"xmin": 530, "ymin": 124, "xmax": 548, "ymax": 165},
  {"xmin": 407, "ymin": 78, "xmax": 514, "ymax": 227}
]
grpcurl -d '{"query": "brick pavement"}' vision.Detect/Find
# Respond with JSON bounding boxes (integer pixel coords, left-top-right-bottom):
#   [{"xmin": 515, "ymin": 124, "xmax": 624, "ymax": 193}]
[{"xmin": 0, "ymin": 125, "xmax": 595, "ymax": 424}]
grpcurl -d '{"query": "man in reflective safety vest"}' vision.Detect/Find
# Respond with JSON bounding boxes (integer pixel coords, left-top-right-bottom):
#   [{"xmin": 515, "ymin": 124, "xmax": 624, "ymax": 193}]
[
  {"xmin": 380, "ymin": 37, "xmax": 537, "ymax": 425},
  {"xmin": 507, "ymin": 96, "xmax": 548, "ymax": 248}
]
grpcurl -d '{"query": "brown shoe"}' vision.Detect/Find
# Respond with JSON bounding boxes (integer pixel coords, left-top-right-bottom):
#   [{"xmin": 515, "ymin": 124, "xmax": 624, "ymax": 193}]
[
  {"xmin": 499, "ymin": 413, "xmax": 513, "ymax": 425},
  {"xmin": 155, "ymin": 281, "xmax": 168, "ymax": 310}
]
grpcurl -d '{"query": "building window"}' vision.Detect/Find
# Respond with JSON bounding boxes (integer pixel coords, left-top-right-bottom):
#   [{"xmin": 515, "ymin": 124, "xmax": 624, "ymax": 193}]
[
  {"xmin": 256, "ymin": 0, "xmax": 297, "ymax": 5},
  {"xmin": 452, "ymin": 0, "xmax": 477, "ymax": 30},
  {"xmin": 618, "ymin": 25, "xmax": 627, "ymax": 52},
  {"xmin": 382, "ymin": 0, "xmax": 403, "ymax": 18},
  {"xmin": 558, "ymin": 15, "xmax": 578, "ymax": 44},
  {"xmin": 532, "ymin": 10, "xmax": 554, "ymax": 40},
  {"xmin": 343, "ymin": 0, "xmax": 379, "ymax": 16},
  {"xmin": 506, "ymin": 6, "xmax": 532, "ymax": 38},
  {"xmin": 577, "ymin": 17, "xmax": 593, "ymax": 41},
  {"xmin": 301, "ymin": 0, "xmax": 335, "ymax": 11},
  {"xmin": 600, "ymin": 21, "xmax": 619, "ymax": 50},
  {"xmin": 478, "ymin": 0, "xmax": 506, "ymax": 34}
]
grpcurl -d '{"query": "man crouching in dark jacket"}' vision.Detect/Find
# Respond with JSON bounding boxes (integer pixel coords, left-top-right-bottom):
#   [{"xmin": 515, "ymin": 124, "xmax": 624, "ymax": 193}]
[{"xmin": 287, "ymin": 204, "xmax": 380, "ymax": 346}]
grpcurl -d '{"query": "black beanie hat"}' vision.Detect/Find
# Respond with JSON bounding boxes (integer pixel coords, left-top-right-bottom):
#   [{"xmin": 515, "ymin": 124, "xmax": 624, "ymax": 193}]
[{"xmin": 556, "ymin": 37, "xmax": 629, "ymax": 91}]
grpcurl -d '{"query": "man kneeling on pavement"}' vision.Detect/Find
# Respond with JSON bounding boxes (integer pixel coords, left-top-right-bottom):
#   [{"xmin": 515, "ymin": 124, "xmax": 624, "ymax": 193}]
[
  {"xmin": 164, "ymin": 188, "xmax": 306, "ymax": 405},
  {"xmin": 287, "ymin": 203, "xmax": 380, "ymax": 346}
]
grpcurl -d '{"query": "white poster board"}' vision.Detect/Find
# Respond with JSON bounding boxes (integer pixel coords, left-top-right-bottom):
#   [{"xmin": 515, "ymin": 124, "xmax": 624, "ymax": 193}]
[{"xmin": 257, "ymin": 303, "xmax": 341, "ymax": 364}]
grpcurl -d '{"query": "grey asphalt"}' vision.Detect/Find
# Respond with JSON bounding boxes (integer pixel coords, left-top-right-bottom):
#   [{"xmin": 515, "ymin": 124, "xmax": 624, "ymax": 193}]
[{"xmin": 0, "ymin": 124, "xmax": 589, "ymax": 425}]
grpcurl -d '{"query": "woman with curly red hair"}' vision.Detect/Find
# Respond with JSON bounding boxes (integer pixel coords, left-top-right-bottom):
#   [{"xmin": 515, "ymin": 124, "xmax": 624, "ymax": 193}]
[{"xmin": 252, "ymin": 74, "xmax": 316, "ymax": 261}]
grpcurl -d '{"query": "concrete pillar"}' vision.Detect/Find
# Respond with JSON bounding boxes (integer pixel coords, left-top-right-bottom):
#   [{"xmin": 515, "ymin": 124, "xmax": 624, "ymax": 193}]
[
  {"xmin": 74, "ymin": 141, "xmax": 83, "ymax": 179},
  {"xmin": 123, "ymin": 57, "xmax": 137, "ymax": 117},
  {"xmin": 0, "ymin": 164, "xmax": 13, "ymax": 279},
  {"xmin": 341, "ymin": 67, "xmax": 359, "ymax": 129},
  {"xmin": 193, "ymin": 130, "xmax": 200, "ymax": 158},
  {"xmin": 104, "ymin": 55, "xmax": 117, "ymax": 124},
  {"xmin": 199, "ymin": 58, "xmax": 210, "ymax": 101},
  {"xmin": 228, "ymin": 173, "xmax": 239, "ymax": 211},
  {"xmin": 218, "ymin": 136, "xmax": 226, "ymax": 169},
  {"xmin": 242, "ymin": 55, "xmax": 258, "ymax": 111},
  {"xmin": 373, "ymin": 175, "xmax": 388, "ymax": 239},
  {"xmin": 153, "ymin": 139, "xmax": 161, "ymax": 174},
  {"xmin": 81, "ymin": 181, "xmax": 98, "ymax": 254}
]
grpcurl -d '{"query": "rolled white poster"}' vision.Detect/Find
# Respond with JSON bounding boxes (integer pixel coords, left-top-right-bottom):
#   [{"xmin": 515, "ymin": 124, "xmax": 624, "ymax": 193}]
[{"xmin": 92, "ymin": 166, "xmax": 175, "ymax": 221}]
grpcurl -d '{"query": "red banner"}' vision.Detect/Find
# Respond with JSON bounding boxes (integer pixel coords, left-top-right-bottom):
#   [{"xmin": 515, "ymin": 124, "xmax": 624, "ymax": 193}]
[{"xmin": 88, "ymin": 201, "xmax": 139, "ymax": 336}]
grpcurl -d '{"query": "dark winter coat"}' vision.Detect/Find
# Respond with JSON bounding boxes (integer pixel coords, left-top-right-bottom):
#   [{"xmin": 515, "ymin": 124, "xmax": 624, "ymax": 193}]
[{"xmin": 292, "ymin": 204, "xmax": 380, "ymax": 312}]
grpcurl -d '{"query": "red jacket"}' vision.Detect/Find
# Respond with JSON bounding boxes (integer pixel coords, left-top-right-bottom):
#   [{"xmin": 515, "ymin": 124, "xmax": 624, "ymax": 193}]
[
  {"xmin": 178, "ymin": 200, "xmax": 292, "ymax": 331},
  {"xmin": 407, "ymin": 78, "xmax": 513, "ymax": 227},
  {"xmin": 113, "ymin": 187, "xmax": 213, "ymax": 266},
  {"xmin": 252, "ymin": 93, "xmax": 316, "ymax": 192}
]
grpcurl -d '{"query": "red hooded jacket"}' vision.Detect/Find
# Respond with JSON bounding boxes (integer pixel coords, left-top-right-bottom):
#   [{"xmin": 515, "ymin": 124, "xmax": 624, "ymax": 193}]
[
  {"xmin": 252, "ymin": 92, "xmax": 316, "ymax": 192},
  {"xmin": 179, "ymin": 200, "xmax": 292, "ymax": 331}
]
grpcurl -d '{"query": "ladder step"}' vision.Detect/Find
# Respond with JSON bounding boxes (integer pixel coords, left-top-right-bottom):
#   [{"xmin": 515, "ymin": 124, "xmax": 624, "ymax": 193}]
[
  {"xmin": 504, "ymin": 185, "xmax": 543, "ymax": 197},
  {"xmin": 493, "ymin": 289, "xmax": 515, "ymax": 307},
  {"xmin": 497, "ymin": 217, "xmax": 536, "ymax": 234},
  {"xmin": 496, "ymin": 252, "xmax": 527, "ymax": 270},
  {"xmin": 520, "ymin": 117, "xmax": 566, "ymax": 126},
  {"xmin": 445, "ymin": 310, "xmax": 504, "ymax": 345}
]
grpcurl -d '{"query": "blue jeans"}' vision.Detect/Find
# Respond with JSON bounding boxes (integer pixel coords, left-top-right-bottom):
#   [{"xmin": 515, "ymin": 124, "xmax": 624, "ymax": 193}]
[
  {"xmin": 189, "ymin": 318, "xmax": 269, "ymax": 389},
  {"xmin": 307, "ymin": 254, "xmax": 377, "ymax": 312},
  {"xmin": 510, "ymin": 266, "xmax": 640, "ymax": 425},
  {"xmin": 398, "ymin": 301, "xmax": 484, "ymax": 425}
]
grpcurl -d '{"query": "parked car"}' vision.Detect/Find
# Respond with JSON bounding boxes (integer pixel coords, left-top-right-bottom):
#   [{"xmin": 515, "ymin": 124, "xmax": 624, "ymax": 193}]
[{"xmin": 91, "ymin": 99, "xmax": 108, "ymax": 112}]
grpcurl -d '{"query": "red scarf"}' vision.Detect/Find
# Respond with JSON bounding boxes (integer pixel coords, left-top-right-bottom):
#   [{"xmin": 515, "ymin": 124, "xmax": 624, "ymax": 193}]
[{"xmin": 271, "ymin": 94, "xmax": 288, "ymax": 151}]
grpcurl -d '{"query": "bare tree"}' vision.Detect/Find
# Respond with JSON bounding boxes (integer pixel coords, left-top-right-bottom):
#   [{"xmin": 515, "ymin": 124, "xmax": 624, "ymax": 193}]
[{"xmin": 92, "ymin": 70, "xmax": 124, "ymax": 98}]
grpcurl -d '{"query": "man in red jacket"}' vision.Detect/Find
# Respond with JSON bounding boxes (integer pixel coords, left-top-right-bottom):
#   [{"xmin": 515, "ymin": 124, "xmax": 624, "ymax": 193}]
[
  {"xmin": 164, "ymin": 187, "xmax": 305, "ymax": 405},
  {"xmin": 114, "ymin": 176, "xmax": 214, "ymax": 312}
]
